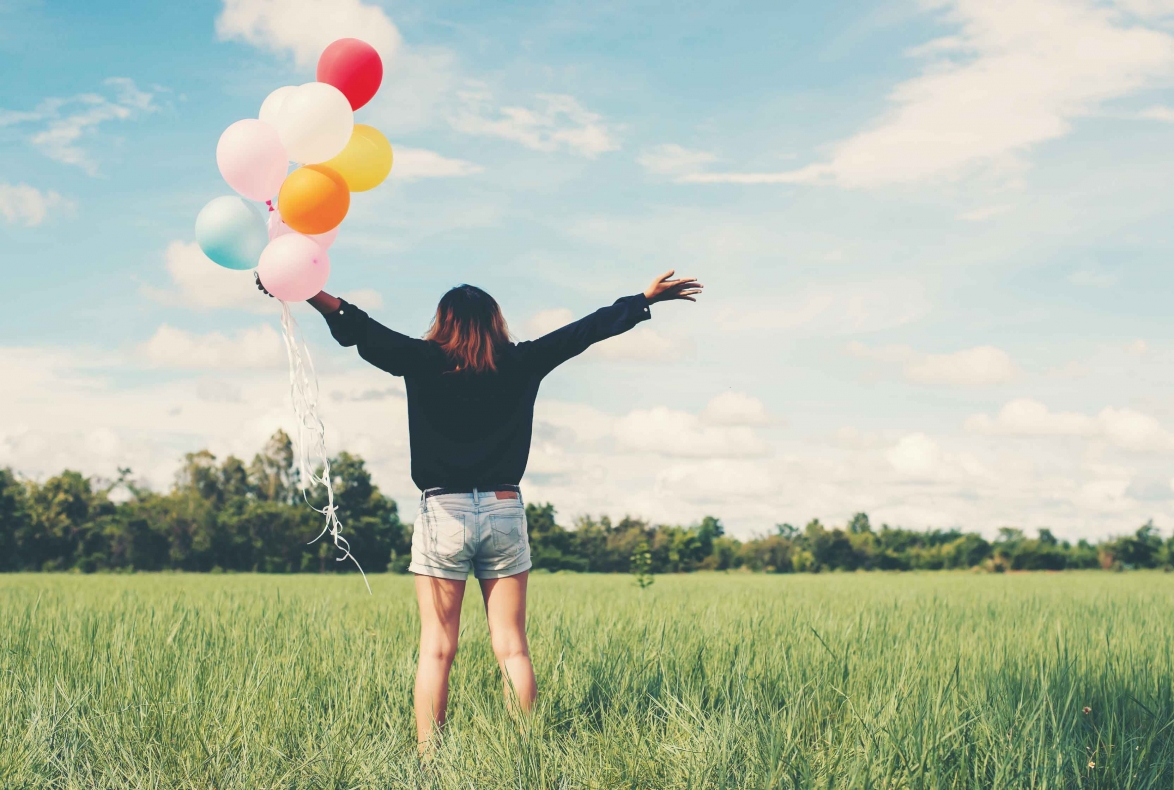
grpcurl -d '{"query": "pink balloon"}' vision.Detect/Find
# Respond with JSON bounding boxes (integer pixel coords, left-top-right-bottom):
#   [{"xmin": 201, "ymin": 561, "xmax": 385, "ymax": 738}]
[
  {"xmin": 217, "ymin": 119, "xmax": 288, "ymax": 201},
  {"xmin": 267, "ymin": 207, "xmax": 338, "ymax": 248},
  {"xmin": 257, "ymin": 234, "xmax": 331, "ymax": 301}
]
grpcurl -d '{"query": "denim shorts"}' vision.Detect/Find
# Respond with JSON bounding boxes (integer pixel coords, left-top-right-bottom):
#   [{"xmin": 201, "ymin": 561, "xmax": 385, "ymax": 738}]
[{"xmin": 410, "ymin": 489, "xmax": 532, "ymax": 580}]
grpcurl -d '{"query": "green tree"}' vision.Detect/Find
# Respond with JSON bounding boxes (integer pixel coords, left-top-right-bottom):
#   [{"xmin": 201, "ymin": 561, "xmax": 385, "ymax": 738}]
[
  {"xmin": 0, "ymin": 469, "xmax": 30, "ymax": 571},
  {"xmin": 311, "ymin": 451, "xmax": 407, "ymax": 573},
  {"xmin": 249, "ymin": 430, "xmax": 297, "ymax": 503}
]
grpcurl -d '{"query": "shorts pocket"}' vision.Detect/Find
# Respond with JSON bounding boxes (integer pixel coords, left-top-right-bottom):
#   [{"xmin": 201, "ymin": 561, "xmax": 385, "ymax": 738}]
[
  {"xmin": 490, "ymin": 511, "xmax": 527, "ymax": 562},
  {"xmin": 427, "ymin": 511, "xmax": 466, "ymax": 559}
]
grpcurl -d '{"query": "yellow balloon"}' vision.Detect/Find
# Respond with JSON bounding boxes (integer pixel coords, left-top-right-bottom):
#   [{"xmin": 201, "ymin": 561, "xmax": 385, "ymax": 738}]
[{"xmin": 323, "ymin": 124, "xmax": 393, "ymax": 192}]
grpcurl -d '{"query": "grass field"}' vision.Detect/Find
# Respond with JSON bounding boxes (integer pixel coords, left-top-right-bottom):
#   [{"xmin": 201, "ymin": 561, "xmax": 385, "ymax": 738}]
[{"xmin": 1, "ymin": 572, "xmax": 1172, "ymax": 789}]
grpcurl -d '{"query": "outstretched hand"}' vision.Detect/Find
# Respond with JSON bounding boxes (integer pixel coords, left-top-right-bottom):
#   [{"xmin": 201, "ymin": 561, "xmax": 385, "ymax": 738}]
[{"xmin": 643, "ymin": 270, "xmax": 704, "ymax": 304}]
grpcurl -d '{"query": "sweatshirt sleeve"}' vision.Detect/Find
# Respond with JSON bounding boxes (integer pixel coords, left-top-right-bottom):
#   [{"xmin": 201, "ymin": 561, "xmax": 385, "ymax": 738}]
[
  {"xmin": 323, "ymin": 300, "xmax": 436, "ymax": 377},
  {"xmin": 516, "ymin": 293, "xmax": 652, "ymax": 376}
]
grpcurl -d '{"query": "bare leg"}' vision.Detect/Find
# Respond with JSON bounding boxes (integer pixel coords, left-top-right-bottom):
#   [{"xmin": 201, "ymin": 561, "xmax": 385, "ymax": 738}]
[
  {"xmin": 414, "ymin": 574, "xmax": 466, "ymax": 751},
  {"xmin": 479, "ymin": 571, "xmax": 537, "ymax": 714}
]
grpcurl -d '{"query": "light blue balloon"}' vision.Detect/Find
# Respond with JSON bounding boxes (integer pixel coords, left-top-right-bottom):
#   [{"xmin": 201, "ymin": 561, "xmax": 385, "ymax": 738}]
[{"xmin": 194, "ymin": 196, "xmax": 268, "ymax": 270}]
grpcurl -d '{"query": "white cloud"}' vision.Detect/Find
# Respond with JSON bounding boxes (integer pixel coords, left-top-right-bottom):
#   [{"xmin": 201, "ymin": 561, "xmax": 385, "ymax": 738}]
[
  {"xmin": 215, "ymin": 0, "xmax": 402, "ymax": 66},
  {"xmin": 956, "ymin": 204, "xmax": 1012, "ymax": 222},
  {"xmin": 593, "ymin": 327, "xmax": 680, "ymax": 362},
  {"xmin": 637, "ymin": 144, "xmax": 718, "ymax": 177},
  {"xmin": 682, "ymin": 0, "xmax": 1174, "ymax": 187},
  {"xmin": 140, "ymin": 241, "xmax": 273, "ymax": 313},
  {"xmin": 451, "ymin": 87, "xmax": 619, "ymax": 158},
  {"xmin": 887, "ymin": 433, "xmax": 945, "ymax": 479},
  {"xmin": 533, "ymin": 395, "xmax": 770, "ymax": 460},
  {"xmin": 701, "ymin": 391, "xmax": 773, "ymax": 426},
  {"xmin": 393, "ymin": 147, "xmax": 483, "ymax": 180},
  {"xmin": 141, "ymin": 324, "xmax": 286, "ymax": 369},
  {"xmin": 965, "ymin": 398, "xmax": 1095, "ymax": 436},
  {"xmin": 1137, "ymin": 104, "xmax": 1174, "ymax": 121},
  {"xmin": 679, "ymin": 166, "xmax": 829, "ymax": 186},
  {"xmin": 1068, "ymin": 266, "xmax": 1119, "ymax": 287},
  {"xmin": 655, "ymin": 459, "xmax": 774, "ymax": 501},
  {"xmin": 1099, "ymin": 407, "xmax": 1174, "ymax": 452},
  {"xmin": 524, "ymin": 308, "xmax": 574, "ymax": 338},
  {"xmin": 848, "ymin": 342, "xmax": 1018, "ymax": 386},
  {"xmin": 5, "ymin": 343, "xmax": 1174, "ymax": 539},
  {"xmin": 965, "ymin": 398, "xmax": 1174, "ymax": 451},
  {"xmin": 717, "ymin": 282, "xmax": 930, "ymax": 335},
  {"xmin": 0, "ymin": 346, "xmax": 414, "ymax": 498},
  {"xmin": 1118, "ymin": 0, "xmax": 1174, "ymax": 19},
  {"xmin": 0, "ymin": 183, "xmax": 70, "ymax": 227},
  {"xmin": 0, "ymin": 110, "xmax": 42, "ymax": 126},
  {"xmin": 2, "ymin": 78, "xmax": 156, "ymax": 174},
  {"xmin": 615, "ymin": 406, "xmax": 769, "ymax": 458}
]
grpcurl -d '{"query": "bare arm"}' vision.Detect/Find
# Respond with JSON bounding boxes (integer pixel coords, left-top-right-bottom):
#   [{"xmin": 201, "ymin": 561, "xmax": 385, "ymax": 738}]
[{"xmin": 308, "ymin": 291, "xmax": 341, "ymax": 315}]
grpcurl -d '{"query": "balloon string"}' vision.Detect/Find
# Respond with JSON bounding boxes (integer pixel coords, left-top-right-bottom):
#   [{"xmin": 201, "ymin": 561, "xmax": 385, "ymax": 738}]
[{"xmin": 279, "ymin": 300, "xmax": 371, "ymax": 594}]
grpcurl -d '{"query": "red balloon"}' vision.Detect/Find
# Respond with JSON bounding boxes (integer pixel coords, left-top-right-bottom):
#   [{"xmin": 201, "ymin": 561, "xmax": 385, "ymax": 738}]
[{"xmin": 317, "ymin": 38, "xmax": 383, "ymax": 111}]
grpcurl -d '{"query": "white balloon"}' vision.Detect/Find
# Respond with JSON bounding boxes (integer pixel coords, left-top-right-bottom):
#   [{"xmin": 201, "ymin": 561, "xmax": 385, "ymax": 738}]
[
  {"xmin": 259, "ymin": 85, "xmax": 298, "ymax": 129},
  {"xmin": 272, "ymin": 82, "xmax": 354, "ymax": 165}
]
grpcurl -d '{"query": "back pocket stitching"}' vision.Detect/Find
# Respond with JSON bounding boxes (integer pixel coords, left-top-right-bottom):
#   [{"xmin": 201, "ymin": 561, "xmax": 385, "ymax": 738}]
[
  {"xmin": 490, "ymin": 513, "xmax": 525, "ymax": 560},
  {"xmin": 429, "ymin": 512, "xmax": 466, "ymax": 558}
]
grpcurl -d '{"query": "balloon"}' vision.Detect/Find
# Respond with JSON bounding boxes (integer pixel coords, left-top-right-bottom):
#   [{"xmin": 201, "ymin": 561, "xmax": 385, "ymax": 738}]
[
  {"xmin": 259, "ymin": 85, "xmax": 297, "ymax": 128},
  {"xmin": 272, "ymin": 82, "xmax": 353, "ymax": 164},
  {"xmin": 216, "ymin": 119, "xmax": 288, "ymax": 201},
  {"xmin": 268, "ymin": 207, "xmax": 339, "ymax": 248},
  {"xmin": 322, "ymin": 124, "xmax": 392, "ymax": 192},
  {"xmin": 194, "ymin": 196, "xmax": 268, "ymax": 270},
  {"xmin": 317, "ymin": 38, "xmax": 383, "ymax": 111},
  {"xmin": 277, "ymin": 164, "xmax": 350, "ymax": 234},
  {"xmin": 256, "ymin": 234, "xmax": 331, "ymax": 301}
]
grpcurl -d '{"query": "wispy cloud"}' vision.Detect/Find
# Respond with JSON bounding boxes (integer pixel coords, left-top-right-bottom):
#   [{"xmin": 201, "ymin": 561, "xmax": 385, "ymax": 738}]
[
  {"xmin": 2, "ymin": 78, "xmax": 156, "ymax": 175},
  {"xmin": 393, "ymin": 147, "xmax": 483, "ymax": 180},
  {"xmin": 965, "ymin": 398, "xmax": 1174, "ymax": 452},
  {"xmin": 637, "ymin": 144, "xmax": 718, "ymax": 177},
  {"xmin": 0, "ymin": 183, "xmax": 72, "ymax": 227},
  {"xmin": 451, "ymin": 87, "xmax": 619, "ymax": 158},
  {"xmin": 1137, "ymin": 104, "xmax": 1174, "ymax": 122},
  {"xmin": 140, "ymin": 324, "xmax": 286, "ymax": 369},
  {"xmin": 848, "ymin": 342, "xmax": 1019, "ymax": 386},
  {"xmin": 140, "ymin": 241, "xmax": 273, "ymax": 313},
  {"xmin": 678, "ymin": 0, "xmax": 1174, "ymax": 188},
  {"xmin": 216, "ymin": 0, "xmax": 402, "ymax": 66},
  {"xmin": 956, "ymin": 204, "xmax": 1012, "ymax": 222},
  {"xmin": 716, "ymin": 282, "xmax": 930, "ymax": 336}
]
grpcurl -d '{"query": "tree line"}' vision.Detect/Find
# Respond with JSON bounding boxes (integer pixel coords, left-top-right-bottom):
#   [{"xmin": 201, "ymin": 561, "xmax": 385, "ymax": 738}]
[{"xmin": 1, "ymin": 431, "xmax": 1171, "ymax": 575}]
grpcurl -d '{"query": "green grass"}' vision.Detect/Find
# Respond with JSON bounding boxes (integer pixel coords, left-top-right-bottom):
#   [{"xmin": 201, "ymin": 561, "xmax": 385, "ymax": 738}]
[{"xmin": 1, "ymin": 572, "xmax": 1172, "ymax": 789}]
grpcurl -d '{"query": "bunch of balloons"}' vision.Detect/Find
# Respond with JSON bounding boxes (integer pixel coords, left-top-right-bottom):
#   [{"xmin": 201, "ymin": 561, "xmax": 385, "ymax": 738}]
[{"xmin": 194, "ymin": 38, "xmax": 392, "ymax": 301}]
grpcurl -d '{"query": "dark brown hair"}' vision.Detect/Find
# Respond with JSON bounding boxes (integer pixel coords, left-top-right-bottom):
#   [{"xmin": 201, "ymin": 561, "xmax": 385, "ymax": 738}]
[{"xmin": 424, "ymin": 284, "xmax": 511, "ymax": 373}]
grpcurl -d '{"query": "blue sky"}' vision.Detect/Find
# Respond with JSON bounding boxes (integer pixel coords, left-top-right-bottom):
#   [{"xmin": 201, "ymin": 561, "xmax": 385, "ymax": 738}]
[{"xmin": 3, "ymin": 0, "xmax": 1174, "ymax": 538}]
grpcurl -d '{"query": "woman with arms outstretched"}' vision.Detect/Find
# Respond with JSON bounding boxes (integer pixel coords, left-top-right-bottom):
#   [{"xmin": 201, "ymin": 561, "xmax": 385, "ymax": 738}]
[{"xmin": 260, "ymin": 270, "xmax": 703, "ymax": 749}]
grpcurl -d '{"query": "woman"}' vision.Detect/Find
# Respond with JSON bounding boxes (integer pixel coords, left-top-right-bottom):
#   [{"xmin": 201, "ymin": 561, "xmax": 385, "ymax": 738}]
[{"xmin": 261, "ymin": 270, "xmax": 702, "ymax": 747}]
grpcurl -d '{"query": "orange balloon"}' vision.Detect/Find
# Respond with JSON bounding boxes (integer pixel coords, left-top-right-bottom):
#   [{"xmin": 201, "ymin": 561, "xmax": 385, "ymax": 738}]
[{"xmin": 277, "ymin": 164, "xmax": 350, "ymax": 235}]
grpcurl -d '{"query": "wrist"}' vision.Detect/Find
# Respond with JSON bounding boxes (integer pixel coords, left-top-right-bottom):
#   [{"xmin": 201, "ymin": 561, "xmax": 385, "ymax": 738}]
[{"xmin": 308, "ymin": 291, "xmax": 341, "ymax": 315}]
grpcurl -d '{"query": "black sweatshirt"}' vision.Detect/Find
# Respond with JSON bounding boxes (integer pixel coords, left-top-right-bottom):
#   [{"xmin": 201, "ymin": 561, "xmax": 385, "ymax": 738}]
[{"xmin": 324, "ymin": 294, "xmax": 652, "ymax": 490}]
